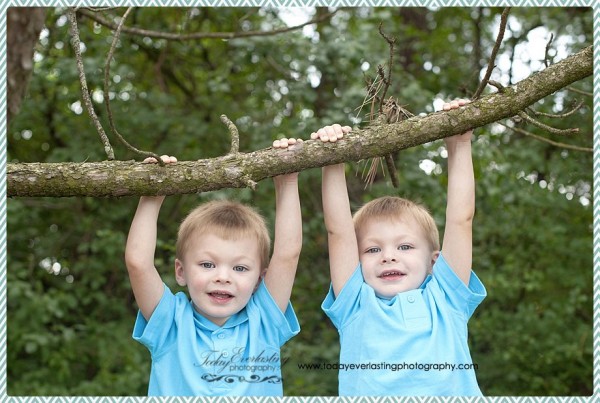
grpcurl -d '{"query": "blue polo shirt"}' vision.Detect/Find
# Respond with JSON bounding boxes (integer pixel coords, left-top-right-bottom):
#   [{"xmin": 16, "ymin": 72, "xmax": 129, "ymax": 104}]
[
  {"xmin": 322, "ymin": 253, "xmax": 486, "ymax": 396},
  {"xmin": 133, "ymin": 280, "xmax": 299, "ymax": 396}
]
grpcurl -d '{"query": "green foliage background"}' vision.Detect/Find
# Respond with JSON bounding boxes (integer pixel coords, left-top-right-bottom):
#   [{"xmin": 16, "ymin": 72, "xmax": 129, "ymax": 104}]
[{"xmin": 7, "ymin": 7, "xmax": 593, "ymax": 396}]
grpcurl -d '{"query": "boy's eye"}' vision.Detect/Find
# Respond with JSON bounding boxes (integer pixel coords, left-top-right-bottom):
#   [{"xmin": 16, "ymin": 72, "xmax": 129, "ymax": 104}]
[
  {"xmin": 233, "ymin": 265, "xmax": 249, "ymax": 272},
  {"xmin": 398, "ymin": 245, "xmax": 413, "ymax": 251},
  {"xmin": 365, "ymin": 247, "xmax": 381, "ymax": 254},
  {"xmin": 200, "ymin": 262, "xmax": 215, "ymax": 269}
]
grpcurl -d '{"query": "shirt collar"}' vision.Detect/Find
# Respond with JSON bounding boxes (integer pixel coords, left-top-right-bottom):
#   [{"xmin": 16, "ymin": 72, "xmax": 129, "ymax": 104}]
[
  {"xmin": 374, "ymin": 274, "xmax": 432, "ymax": 304},
  {"xmin": 419, "ymin": 274, "xmax": 432, "ymax": 289},
  {"xmin": 192, "ymin": 306, "xmax": 249, "ymax": 331}
]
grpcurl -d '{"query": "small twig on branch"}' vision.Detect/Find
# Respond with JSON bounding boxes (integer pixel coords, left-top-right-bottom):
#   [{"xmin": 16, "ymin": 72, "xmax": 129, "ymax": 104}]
[
  {"xmin": 78, "ymin": 8, "xmax": 336, "ymax": 41},
  {"xmin": 242, "ymin": 175, "xmax": 257, "ymax": 190},
  {"xmin": 358, "ymin": 23, "xmax": 402, "ymax": 188},
  {"xmin": 567, "ymin": 86, "xmax": 592, "ymax": 97},
  {"xmin": 67, "ymin": 8, "xmax": 115, "ymax": 160},
  {"xmin": 384, "ymin": 155, "xmax": 399, "ymax": 188},
  {"xmin": 516, "ymin": 111, "xmax": 579, "ymax": 135},
  {"xmin": 544, "ymin": 33, "xmax": 554, "ymax": 68},
  {"xmin": 498, "ymin": 121, "xmax": 591, "ymax": 153},
  {"xmin": 362, "ymin": 98, "xmax": 413, "ymax": 189},
  {"xmin": 376, "ymin": 65, "xmax": 389, "ymax": 114},
  {"xmin": 103, "ymin": 7, "xmax": 164, "ymax": 165},
  {"xmin": 527, "ymin": 99, "xmax": 585, "ymax": 118},
  {"xmin": 488, "ymin": 80, "xmax": 506, "ymax": 92},
  {"xmin": 473, "ymin": 7, "xmax": 511, "ymax": 100},
  {"xmin": 221, "ymin": 115, "xmax": 240, "ymax": 154},
  {"xmin": 220, "ymin": 112, "xmax": 253, "ymax": 188},
  {"xmin": 87, "ymin": 7, "xmax": 121, "ymax": 12},
  {"xmin": 377, "ymin": 22, "xmax": 395, "ymax": 113}
]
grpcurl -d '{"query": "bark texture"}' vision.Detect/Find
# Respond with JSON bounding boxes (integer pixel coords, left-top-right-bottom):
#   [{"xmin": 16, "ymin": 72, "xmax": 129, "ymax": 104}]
[{"xmin": 7, "ymin": 45, "xmax": 592, "ymax": 198}]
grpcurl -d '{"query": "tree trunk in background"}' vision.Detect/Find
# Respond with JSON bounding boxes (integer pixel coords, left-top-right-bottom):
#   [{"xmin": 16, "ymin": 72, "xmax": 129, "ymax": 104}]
[{"xmin": 7, "ymin": 7, "xmax": 47, "ymax": 127}]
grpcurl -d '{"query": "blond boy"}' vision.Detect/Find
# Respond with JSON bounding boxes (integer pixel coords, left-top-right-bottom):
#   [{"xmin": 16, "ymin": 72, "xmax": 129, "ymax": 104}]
[
  {"xmin": 315, "ymin": 100, "xmax": 486, "ymax": 395},
  {"xmin": 125, "ymin": 139, "xmax": 303, "ymax": 396}
]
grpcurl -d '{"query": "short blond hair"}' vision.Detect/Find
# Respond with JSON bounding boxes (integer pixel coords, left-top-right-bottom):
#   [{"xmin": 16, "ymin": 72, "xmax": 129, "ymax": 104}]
[
  {"xmin": 353, "ymin": 196, "xmax": 440, "ymax": 251},
  {"xmin": 176, "ymin": 200, "xmax": 270, "ymax": 268}
]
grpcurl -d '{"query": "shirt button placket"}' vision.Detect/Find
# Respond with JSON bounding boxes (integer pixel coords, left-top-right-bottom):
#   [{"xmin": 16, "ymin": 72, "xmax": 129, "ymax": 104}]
[{"xmin": 212, "ymin": 330, "xmax": 230, "ymax": 390}]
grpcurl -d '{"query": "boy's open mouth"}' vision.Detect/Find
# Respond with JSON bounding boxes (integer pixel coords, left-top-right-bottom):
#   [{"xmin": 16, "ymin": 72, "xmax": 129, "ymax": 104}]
[
  {"xmin": 208, "ymin": 291, "xmax": 234, "ymax": 302},
  {"xmin": 378, "ymin": 270, "xmax": 406, "ymax": 280}
]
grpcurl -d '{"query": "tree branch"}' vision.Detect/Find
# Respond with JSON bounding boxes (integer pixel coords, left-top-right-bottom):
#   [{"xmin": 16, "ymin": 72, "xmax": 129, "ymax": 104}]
[
  {"xmin": 7, "ymin": 46, "xmax": 592, "ymax": 198},
  {"xmin": 102, "ymin": 7, "xmax": 164, "ymax": 165},
  {"xmin": 516, "ymin": 111, "xmax": 579, "ymax": 135},
  {"xmin": 67, "ymin": 8, "xmax": 115, "ymax": 160},
  {"xmin": 377, "ymin": 22, "xmax": 395, "ymax": 112},
  {"xmin": 77, "ymin": 8, "xmax": 336, "ymax": 41},
  {"xmin": 497, "ymin": 121, "xmax": 591, "ymax": 153},
  {"xmin": 527, "ymin": 99, "xmax": 585, "ymax": 118},
  {"xmin": 473, "ymin": 7, "xmax": 511, "ymax": 99}
]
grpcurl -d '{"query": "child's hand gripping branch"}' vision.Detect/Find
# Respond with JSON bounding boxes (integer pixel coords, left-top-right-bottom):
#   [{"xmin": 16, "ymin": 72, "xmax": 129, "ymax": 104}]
[
  {"xmin": 125, "ymin": 155, "xmax": 178, "ymax": 321},
  {"xmin": 310, "ymin": 125, "xmax": 355, "ymax": 297},
  {"xmin": 268, "ymin": 137, "xmax": 303, "ymax": 312},
  {"xmin": 440, "ymin": 99, "xmax": 475, "ymax": 285}
]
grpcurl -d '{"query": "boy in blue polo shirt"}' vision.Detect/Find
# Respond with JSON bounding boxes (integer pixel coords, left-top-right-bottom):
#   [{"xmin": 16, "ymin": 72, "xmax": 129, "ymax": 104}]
[
  {"xmin": 312, "ymin": 99, "xmax": 486, "ymax": 396},
  {"xmin": 124, "ymin": 138, "xmax": 303, "ymax": 396}
]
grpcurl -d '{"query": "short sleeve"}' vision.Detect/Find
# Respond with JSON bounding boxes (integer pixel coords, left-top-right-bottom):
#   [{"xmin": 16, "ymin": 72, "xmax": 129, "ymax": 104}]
[
  {"xmin": 252, "ymin": 280, "xmax": 300, "ymax": 346},
  {"xmin": 321, "ymin": 264, "xmax": 364, "ymax": 329},
  {"xmin": 132, "ymin": 283, "xmax": 177, "ymax": 357},
  {"xmin": 432, "ymin": 253, "xmax": 486, "ymax": 319}
]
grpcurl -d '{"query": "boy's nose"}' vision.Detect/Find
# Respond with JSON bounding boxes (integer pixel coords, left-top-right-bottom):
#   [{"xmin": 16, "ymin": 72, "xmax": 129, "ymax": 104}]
[
  {"xmin": 214, "ymin": 268, "xmax": 232, "ymax": 283},
  {"xmin": 382, "ymin": 253, "xmax": 397, "ymax": 264}
]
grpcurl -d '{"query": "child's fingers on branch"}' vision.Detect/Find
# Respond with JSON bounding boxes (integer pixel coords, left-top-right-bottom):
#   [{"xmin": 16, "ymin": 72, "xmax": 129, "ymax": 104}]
[
  {"xmin": 441, "ymin": 98, "xmax": 473, "ymax": 141},
  {"xmin": 143, "ymin": 155, "xmax": 178, "ymax": 164},
  {"xmin": 272, "ymin": 137, "xmax": 304, "ymax": 149},
  {"xmin": 310, "ymin": 124, "xmax": 352, "ymax": 142},
  {"xmin": 442, "ymin": 98, "xmax": 470, "ymax": 111}
]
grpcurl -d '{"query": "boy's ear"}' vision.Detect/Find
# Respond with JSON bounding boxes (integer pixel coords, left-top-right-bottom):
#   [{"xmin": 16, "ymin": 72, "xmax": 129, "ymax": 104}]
[
  {"xmin": 175, "ymin": 259, "xmax": 187, "ymax": 286},
  {"xmin": 254, "ymin": 268, "xmax": 267, "ymax": 291},
  {"xmin": 429, "ymin": 251, "xmax": 440, "ymax": 273}
]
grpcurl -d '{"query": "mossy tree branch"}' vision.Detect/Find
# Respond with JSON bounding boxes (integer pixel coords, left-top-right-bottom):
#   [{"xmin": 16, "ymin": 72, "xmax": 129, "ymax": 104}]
[{"xmin": 7, "ymin": 45, "xmax": 592, "ymax": 198}]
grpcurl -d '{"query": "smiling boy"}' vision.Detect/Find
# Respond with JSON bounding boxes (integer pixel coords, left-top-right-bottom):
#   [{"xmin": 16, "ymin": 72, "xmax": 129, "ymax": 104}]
[
  {"xmin": 124, "ymin": 140, "xmax": 302, "ymax": 396},
  {"xmin": 314, "ymin": 99, "xmax": 487, "ymax": 396},
  {"xmin": 352, "ymin": 196, "xmax": 441, "ymax": 297}
]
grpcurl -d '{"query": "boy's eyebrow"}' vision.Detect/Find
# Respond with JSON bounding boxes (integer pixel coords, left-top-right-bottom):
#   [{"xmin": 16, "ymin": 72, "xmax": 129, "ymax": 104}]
[
  {"xmin": 359, "ymin": 233, "xmax": 417, "ymax": 244},
  {"xmin": 191, "ymin": 248, "xmax": 259, "ymax": 264}
]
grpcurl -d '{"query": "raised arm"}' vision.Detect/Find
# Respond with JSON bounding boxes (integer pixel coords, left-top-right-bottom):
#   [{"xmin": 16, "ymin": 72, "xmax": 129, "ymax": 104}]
[
  {"xmin": 265, "ymin": 138, "xmax": 303, "ymax": 312},
  {"xmin": 314, "ymin": 125, "xmax": 359, "ymax": 297},
  {"xmin": 440, "ymin": 100, "xmax": 475, "ymax": 285},
  {"xmin": 264, "ymin": 172, "xmax": 302, "ymax": 312},
  {"xmin": 124, "ymin": 156, "xmax": 177, "ymax": 320}
]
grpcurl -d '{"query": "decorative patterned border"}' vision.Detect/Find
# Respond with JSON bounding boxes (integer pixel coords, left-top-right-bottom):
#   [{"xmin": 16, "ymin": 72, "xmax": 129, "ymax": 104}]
[{"xmin": 0, "ymin": 1, "xmax": 596, "ymax": 401}]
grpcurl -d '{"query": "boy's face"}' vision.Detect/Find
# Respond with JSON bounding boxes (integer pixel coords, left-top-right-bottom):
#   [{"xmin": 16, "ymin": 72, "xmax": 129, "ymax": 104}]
[
  {"xmin": 357, "ymin": 216, "xmax": 438, "ymax": 299},
  {"xmin": 175, "ymin": 232, "xmax": 263, "ymax": 326}
]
